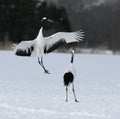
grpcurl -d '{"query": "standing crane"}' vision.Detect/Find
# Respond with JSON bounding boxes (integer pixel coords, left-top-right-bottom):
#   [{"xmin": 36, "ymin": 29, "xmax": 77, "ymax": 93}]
[{"xmin": 63, "ymin": 50, "xmax": 78, "ymax": 102}]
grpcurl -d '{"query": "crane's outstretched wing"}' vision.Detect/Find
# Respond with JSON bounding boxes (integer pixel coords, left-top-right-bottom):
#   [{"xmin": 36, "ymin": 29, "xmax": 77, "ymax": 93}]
[
  {"xmin": 15, "ymin": 41, "xmax": 35, "ymax": 56},
  {"xmin": 44, "ymin": 30, "xmax": 84, "ymax": 53}
]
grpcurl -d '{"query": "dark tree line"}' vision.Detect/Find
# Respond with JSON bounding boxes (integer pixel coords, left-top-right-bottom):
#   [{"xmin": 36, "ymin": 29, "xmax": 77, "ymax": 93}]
[
  {"xmin": 79, "ymin": 1, "xmax": 120, "ymax": 51},
  {"xmin": 56, "ymin": 0, "xmax": 120, "ymax": 51},
  {"xmin": 0, "ymin": 0, "xmax": 71, "ymax": 46},
  {"xmin": 1, "ymin": 0, "xmax": 120, "ymax": 51}
]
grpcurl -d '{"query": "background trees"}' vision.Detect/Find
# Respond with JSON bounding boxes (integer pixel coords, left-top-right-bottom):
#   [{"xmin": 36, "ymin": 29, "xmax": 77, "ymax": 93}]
[
  {"xmin": 0, "ymin": 0, "xmax": 120, "ymax": 52},
  {"xmin": 56, "ymin": 0, "xmax": 120, "ymax": 51},
  {"xmin": 82, "ymin": 2, "xmax": 120, "ymax": 51},
  {"xmin": 0, "ymin": 0, "xmax": 70, "ymax": 48}
]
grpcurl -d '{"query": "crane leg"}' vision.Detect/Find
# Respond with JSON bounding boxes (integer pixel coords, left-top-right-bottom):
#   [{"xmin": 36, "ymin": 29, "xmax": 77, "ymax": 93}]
[
  {"xmin": 72, "ymin": 83, "xmax": 79, "ymax": 102},
  {"xmin": 38, "ymin": 57, "xmax": 50, "ymax": 74},
  {"xmin": 66, "ymin": 86, "xmax": 68, "ymax": 102}
]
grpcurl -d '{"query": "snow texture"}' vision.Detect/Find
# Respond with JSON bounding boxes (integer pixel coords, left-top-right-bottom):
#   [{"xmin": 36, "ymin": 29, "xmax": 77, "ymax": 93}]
[{"xmin": 0, "ymin": 51, "xmax": 120, "ymax": 119}]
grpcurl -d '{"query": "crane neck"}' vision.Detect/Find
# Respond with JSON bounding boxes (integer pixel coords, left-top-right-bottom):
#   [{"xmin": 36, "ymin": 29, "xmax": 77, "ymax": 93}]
[
  {"xmin": 71, "ymin": 51, "xmax": 74, "ymax": 63},
  {"xmin": 36, "ymin": 27, "xmax": 43, "ymax": 40}
]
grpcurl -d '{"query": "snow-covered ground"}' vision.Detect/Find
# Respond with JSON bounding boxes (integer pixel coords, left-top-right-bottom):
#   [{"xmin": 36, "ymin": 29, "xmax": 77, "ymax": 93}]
[{"xmin": 0, "ymin": 51, "xmax": 120, "ymax": 119}]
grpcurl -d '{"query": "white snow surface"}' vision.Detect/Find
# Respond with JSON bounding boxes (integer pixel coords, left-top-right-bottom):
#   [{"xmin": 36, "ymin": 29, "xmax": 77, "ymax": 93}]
[{"xmin": 0, "ymin": 51, "xmax": 120, "ymax": 119}]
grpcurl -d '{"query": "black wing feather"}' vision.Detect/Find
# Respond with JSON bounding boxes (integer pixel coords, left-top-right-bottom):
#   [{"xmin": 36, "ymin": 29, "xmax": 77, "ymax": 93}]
[
  {"xmin": 44, "ymin": 39, "xmax": 66, "ymax": 54},
  {"xmin": 15, "ymin": 46, "xmax": 34, "ymax": 56},
  {"xmin": 64, "ymin": 72, "xmax": 74, "ymax": 86}
]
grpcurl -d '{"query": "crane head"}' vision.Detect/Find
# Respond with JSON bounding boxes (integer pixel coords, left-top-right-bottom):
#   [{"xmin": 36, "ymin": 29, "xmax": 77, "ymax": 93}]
[
  {"xmin": 41, "ymin": 17, "xmax": 53, "ymax": 23},
  {"xmin": 71, "ymin": 49, "xmax": 75, "ymax": 55}
]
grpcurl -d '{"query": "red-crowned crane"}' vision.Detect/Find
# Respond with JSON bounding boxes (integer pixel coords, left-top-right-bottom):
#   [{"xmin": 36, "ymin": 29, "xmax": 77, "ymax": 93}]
[
  {"xmin": 63, "ymin": 50, "xmax": 78, "ymax": 102},
  {"xmin": 14, "ymin": 17, "xmax": 84, "ymax": 74}
]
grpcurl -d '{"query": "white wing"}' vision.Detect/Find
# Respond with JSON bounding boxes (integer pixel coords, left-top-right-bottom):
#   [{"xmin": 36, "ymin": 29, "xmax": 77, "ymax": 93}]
[
  {"xmin": 14, "ymin": 40, "xmax": 35, "ymax": 56},
  {"xmin": 44, "ymin": 30, "xmax": 84, "ymax": 53}
]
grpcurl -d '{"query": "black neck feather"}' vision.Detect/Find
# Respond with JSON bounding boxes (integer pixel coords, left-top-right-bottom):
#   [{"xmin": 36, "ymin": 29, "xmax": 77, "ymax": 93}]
[{"xmin": 71, "ymin": 52, "xmax": 74, "ymax": 63}]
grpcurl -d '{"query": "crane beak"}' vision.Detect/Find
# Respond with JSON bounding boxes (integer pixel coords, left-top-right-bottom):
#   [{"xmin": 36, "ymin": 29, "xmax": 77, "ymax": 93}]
[{"xmin": 47, "ymin": 19, "xmax": 53, "ymax": 23}]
